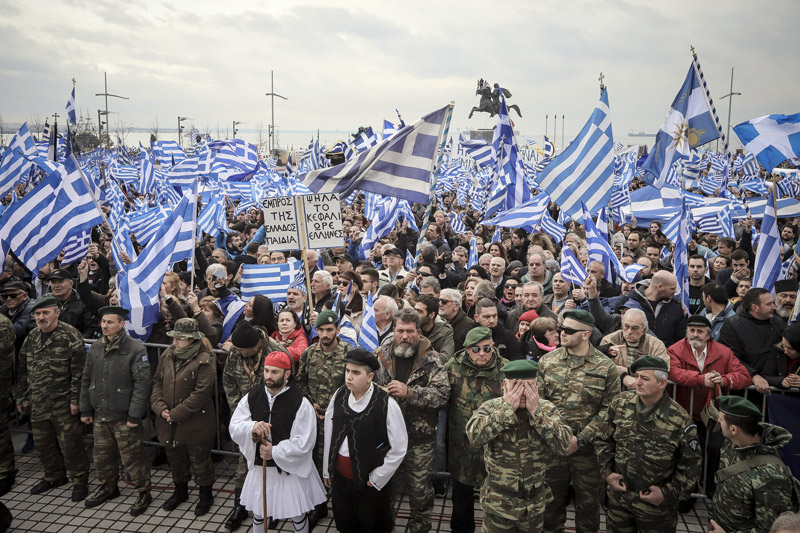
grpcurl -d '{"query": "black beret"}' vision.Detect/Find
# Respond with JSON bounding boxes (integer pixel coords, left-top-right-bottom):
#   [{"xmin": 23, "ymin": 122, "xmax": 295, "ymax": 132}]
[
  {"xmin": 630, "ymin": 355, "xmax": 669, "ymax": 374},
  {"xmin": 686, "ymin": 315, "xmax": 712, "ymax": 329},
  {"xmin": 343, "ymin": 349, "xmax": 380, "ymax": 372}
]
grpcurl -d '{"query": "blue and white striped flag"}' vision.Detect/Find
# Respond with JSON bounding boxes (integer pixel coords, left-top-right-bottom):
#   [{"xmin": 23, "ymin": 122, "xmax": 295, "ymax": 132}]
[
  {"xmin": 0, "ymin": 123, "xmax": 36, "ymax": 198},
  {"xmin": 65, "ymin": 86, "xmax": 77, "ymax": 126},
  {"xmin": 360, "ymin": 197, "xmax": 400, "ymax": 256},
  {"xmin": 460, "ymin": 137, "xmax": 493, "ymax": 169},
  {"xmin": 207, "ymin": 139, "xmax": 259, "ymax": 172},
  {"xmin": 537, "ymin": 90, "xmax": 615, "ymax": 220},
  {"xmin": 240, "ymin": 262, "xmax": 304, "ymax": 303},
  {"xmin": 491, "ymin": 227, "xmax": 501, "ymax": 243},
  {"xmin": 139, "ymin": 152, "xmax": 156, "ymax": 195},
  {"xmin": 674, "ymin": 197, "xmax": 692, "ymax": 312},
  {"xmin": 359, "ymin": 292, "xmax": 379, "ymax": 351},
  {"xmin": 560, "ymin": 247, "xmax": 587, "ymax": 285},
  {"xmin": 302, "ymin": 105, "xmax": 451, "ymax": 205},
  {"xmin": 752, "ymin": 189, "xmax": 782, "ymax": 292},
  {"xmin": 489, "ymin": 90, "xmax": 530, "ymax": 213},
  {"xmin": 289, "ymin": 266, "xmax": 307, "ymax": 294},
  {"xmin": 734, "ymin": 113, "xmax": 800, "ymax": 172},
  {"xmin": 397, "ymin": 200, "xmax": 419, "ymax": 232},
  {"xmin": 60, "ymin": 229, "xmax": 92, "ymax": 266},
  {"xmin": 196, "ymin": 192, "xmax": 231, "ymax": 238},
  {"xmin": 128, "ymin": 204, "xmax": 169, "ymax": 246},
  {"xmin": 539, "ymin": 209, "xmax": 566, "ymax": 243},
  {"xmin": 467, "ymin": 237, "xmax": 478, "ymax": 268},
  {"xmin": 217, "ymin": 293, "xmax": 246, "ymax": 347},
  {"xmin": 449, "ymin": 212, "xmax": 467, "ymax": 234},
  {"xmin": 111, "ymin": 217, "xmax": 137, "ymax": 272},
  {"xmin": 352, "ymin": 127, "xmax": 379, "ymax": 153},
  {"xmin": 405, "ymin": 249, "xmax": 414, "ymax": 271}
]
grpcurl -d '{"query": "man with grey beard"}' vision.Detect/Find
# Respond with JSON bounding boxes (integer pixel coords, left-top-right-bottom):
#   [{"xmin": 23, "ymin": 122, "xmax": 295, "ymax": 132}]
[
  {"xmin": 774, "ymin": 279, "xmax": 798, "ymax": 320},
  {"xmin": 374, "ymin": 308, "xmax": 449, "ymax": 533}
]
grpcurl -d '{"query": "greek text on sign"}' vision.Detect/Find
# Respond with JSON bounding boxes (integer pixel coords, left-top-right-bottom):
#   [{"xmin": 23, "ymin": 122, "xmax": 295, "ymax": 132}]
[
  {"xmin": 261, "ymin": 196, "xmax": 301, "ymax": 251},
  {"xmin": 301, "ymin": 194, "xmax": 345, "ymax": 249}
]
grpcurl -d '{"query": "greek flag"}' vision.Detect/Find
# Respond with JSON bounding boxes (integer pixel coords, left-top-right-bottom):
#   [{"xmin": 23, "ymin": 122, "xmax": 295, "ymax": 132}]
[
  {"xmin": 128, "ymin": 204, "xmax": 168, "ymax": 246},
  {"xmin": 217, "ymin": 293, "xmax": 246, "ymax": 347},
  {"xmin": 481, "ymin": 193, "xmax": 550, "ymax": 232},
  {"xmin": 207, "ymin": 139, "xmax": 259, "ymax": 172},
  {"xmin": 560, "ymin": 247, "xmax": 587, "ymax": 285},
  {"xmin": 352, "ymin": 127, "xmax": 379, "ymax": 153},
  {"xmin": 152, "ymin": 140, "xmax": 186, "ymax": 167},
  {"xmin": 397, "ymin": 200, "xmax": 419, "ymax": 232},
  {"xmin": 536, "ymin": 90, "xmax": 615, "ymax": 220},
  {"xmin": 673, "ymin": 197, "xmax": 692, "ymax": 312},
  {"xmin": 734, "ymin": 113, "xmax": 800, "ymax": 172},
  {"xmin": 740, "ymin": 152, "xmax": 760, "ymax": 175},
  {"xmin": 539, "ymin": 210, "xmax": 566, "ymax": 243},
  {"xmin": 641, "ymin": 63, "xmax": 720, "ymax": 187},
  {"xmin": 240, "ymin": 262, "xmax": 304, "ymax": 303},
  {"xmin": 111, "ymin": 218, "xmax": 137, "ymax": 272},
  {"xmin": 117, "ymin": 194, "xmax": 194, "ymax": 340},
  {"xmin": 449, "ymin": 212, "xmax": 467, "ymax": 234},
  {"xmin": 752, "ymin": 189, "xmax": 782, "ymax": 291},
  {"xmin": 139, "ymin": 152, "xmax": 156, "ymax": 195},
  {"xmin": 460, "ymin": 137, "xmax": 493, "ymax": 169},
  {"xmin": 65, "ymin": 86, "xmax": 77, "ymax": 126},
  {"xmin": 382, "ymin": 120, "xmax": 400, "ymax": 141},
  {"xmin": 467, "ymin": 237, "xmax": 478, "ymax": 268},
  {"xmin": 360, "ymin": 196, "xmax": 399, "ymax": 256},
  {"xmin": 582, "ymin": 203, "xmax": 621, "ymax": 284},
  {"xmin": 359, "ymin": 292, "xmax": 379, "ymax": 351},
  {"xmin": 60, "ymin": 229, "xmax": 92, "ymax": 266},
  {"xmin": 303, "ymin": 105, "xmax": 451, "ymax": 204},
  {"xmin": 405, "ymin": 249, "xmax": 414, "ymax": 271},
  {"xmin": 0, "ymin": 123, "xmax": 36, "ymax": 198},
  {"xmin": 196, "ymin": 192, "xmax": 231, "ymax": 238},
  {"xmin": 489, "ymin": 90, "xmax": 530, "ymax": 213}
]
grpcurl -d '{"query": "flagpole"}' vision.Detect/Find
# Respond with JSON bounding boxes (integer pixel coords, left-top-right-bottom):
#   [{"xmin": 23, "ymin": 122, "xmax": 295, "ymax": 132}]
[
  {"xmin": 413, "ymin": 102, "xmax": 455, "ymax": 270},
  {"xmin": 189, "ymin": 177, "xmax": 200, "ymax": 291},
  {"xmin": 294, "ymin": 196, "xmax": 315, "ymax": 298}
]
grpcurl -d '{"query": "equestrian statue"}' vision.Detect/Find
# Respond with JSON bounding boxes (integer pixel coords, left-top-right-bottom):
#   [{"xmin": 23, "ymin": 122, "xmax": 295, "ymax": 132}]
[{"xmin": 468, "ymin": 79, "xmax": 522, "ymax": 119}]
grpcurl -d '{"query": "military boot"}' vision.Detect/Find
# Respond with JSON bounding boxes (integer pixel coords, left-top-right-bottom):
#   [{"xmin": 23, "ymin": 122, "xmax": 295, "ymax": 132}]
[
  {"xmin": 130, "ymin": 491, "xmax": 152, "ymax": 516},
  {"xmin": 224, "ymin": 487, "xmax": 249, "ymax": 530},
  {"xmin": 195, "ymin": 485, "xmax": 214, "ymax": 516},
  {"xmin": 162, "ymin": 483, "xmax": 189, "ymax": 511}
]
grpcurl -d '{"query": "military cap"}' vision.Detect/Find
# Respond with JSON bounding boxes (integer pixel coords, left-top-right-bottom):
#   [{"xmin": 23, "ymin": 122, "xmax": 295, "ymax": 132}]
[
  {"xmin": 263, "ymin": 350, "xmax": 293, "ymax": 370},
  {"xmin": 775, "ymin": 279, "xmax": 799, "ymax": 294},
  {"xmin": 231, "ymin": 322, "xmax": 262, "ymax": 348},
  {"xmin": 563, "ymin": 309, "xmax": 595, "ymax": 327},
  {"xmin": 98, "ymin": 306, "xmax": 130, "ymax": 319},
  {"xmin": 1, "ymin": 281, "xmax": 27, "ymax": 293},
  {"xmin": 335, "ymin": 253, "xmax": 355, "ymax": 266},
  {"xmin": 686, "ymin": 315, "xmax": 712, "ymax": 329},
  {"xmin": 630, "ymin": 355, "xmax": 668, "ymax": 374},
  {"xmin": 501, "ymin": 359, "xmax": 539, "ymax": 379},
  {"xmin": 718, "ymin": 395, "xmax": 762, "ymax": 420},
  {"xmin": 31, "ymin": 295, "xmax": 59, "ymax": 312},
  {"xmin": 343, "ymin": 348, "xmax": 380, "ymax": 372},
  {"xmin": 464, "ymin": 326, "xmax": 493, "ymax": 347},
  {"xmin": 167, "ymin": 318, "xmax": 203, "ymax": 340},
  {"xmin": 315, "ymin": 310, "xmax": 339, "ymax": 327},
  {"xmin": 47, "ymin": 269, "xmax": 74, "ymax": 281}
]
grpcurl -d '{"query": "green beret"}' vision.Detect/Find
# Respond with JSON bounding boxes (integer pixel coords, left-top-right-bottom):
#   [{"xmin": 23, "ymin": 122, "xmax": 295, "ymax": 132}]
[
  {"xmin": 718, "ymin": 395, "xmax": 762, "ymax": 421},
  {"xmin": 464, "ymin": 326, "xmax": 493, "ymax": 347},
  {"xmin": 315, "ymin": 310, "xmax": 339, "ymax": 328},
  {"xmin": 630, "ymin": 355, "xmax": 668, "ymax": 374},
  {"xmin": 98, "ymin": 306, "xmax": 130, "ymax": 319},
  {"xmin": 563, "ymin": 309, "xmax": 595, "ymax": 327},
  {"xmin": 501, "ymin": 359, "xmax": 539, "ymax": 380},
  {"xmin": 31, "ymin": 295, "xmax": 59, "ymax": 312}
]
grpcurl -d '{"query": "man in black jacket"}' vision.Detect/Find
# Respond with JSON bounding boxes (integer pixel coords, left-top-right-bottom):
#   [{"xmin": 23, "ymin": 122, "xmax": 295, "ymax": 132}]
[
  {"xmin": 616, "ymin": 272, "xmax": 686, "ymax": 347},
  {"xmin": 475, "ymin": 298, "xmax": 524, "ymax": 361}
]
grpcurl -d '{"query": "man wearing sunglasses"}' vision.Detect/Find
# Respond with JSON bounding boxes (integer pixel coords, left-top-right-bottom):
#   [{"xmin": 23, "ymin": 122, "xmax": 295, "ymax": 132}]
[
  {"xmin": 0, "ymin": 281, "xmax": 34, "ymax": 349},
  {"xmin": 537, "ymin": 309, "xmax": 618, "ymax": 533}
]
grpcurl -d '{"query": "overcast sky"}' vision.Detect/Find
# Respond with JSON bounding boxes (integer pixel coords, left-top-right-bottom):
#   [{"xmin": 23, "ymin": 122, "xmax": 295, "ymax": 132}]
[{"xmin": 1, "ymin": 0, "xmax": 798, "ymax": 148}]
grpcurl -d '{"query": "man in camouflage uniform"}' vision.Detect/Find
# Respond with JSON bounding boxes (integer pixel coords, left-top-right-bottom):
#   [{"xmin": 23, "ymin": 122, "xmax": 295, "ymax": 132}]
[
  {"xmin": 222, "ymin": 320, "xmax": 289, "ymax": 531},
  {"xmin": 537, "ymin": 309, "xmax": 618, "ymax": 533},
  {"xmin": 445, "ymin": 326, "xmax": 507, "ymax": 533},
  {"xmin": 596, "ymin": 356, "xmax": 701, "ymax": 532},
  {"xmin": 708, "ymin": 396, "xmax": 798, "ymax": 533},
  {"xmin": 16, "ymin": 296, "xmax": 90, "ymax": 501},
  {"xmin": 374, "ymin": 308, "xmax": 449, "ymax": 533},
  {"xmin": 466, "ymin": 359, "xmax": 573, "ymax": 532},
  {"xmin": 0, "ymin": 313, "xmax": 14, "ymax": 496},
  {"xmin": 295, "ymin": 310, "xmax": 349, "ymax": 525},
  {"xmin": 80, "ymin": 306, "xmax": 152, "ymax": 516}
]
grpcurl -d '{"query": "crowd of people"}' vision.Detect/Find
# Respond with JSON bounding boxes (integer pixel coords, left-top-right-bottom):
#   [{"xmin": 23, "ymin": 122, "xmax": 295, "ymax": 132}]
[{"xmin": 1, "ymin": 188, "xmax": 800, "ymax": 533}]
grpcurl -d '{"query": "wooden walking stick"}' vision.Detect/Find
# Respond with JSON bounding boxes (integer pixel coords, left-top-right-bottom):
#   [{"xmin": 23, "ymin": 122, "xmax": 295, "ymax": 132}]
[{"xmin": 262, "ymin": 436, "xmax": 269, "ymax": 533}]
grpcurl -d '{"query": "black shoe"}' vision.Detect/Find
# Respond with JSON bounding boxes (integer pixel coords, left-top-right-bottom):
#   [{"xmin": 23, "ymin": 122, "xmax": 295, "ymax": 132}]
[
  {"xmin": 162, "ymin": 483, "xmax": 189, "ymax": 511},
  {"xmin": 268, "ymin": 518, "xmax": 279, "ymax": 529},
  {"xmin": 71, "ymin": 484, "xmax": 89, "ymax": 502},
  {"xmin": 224, "ymin": 504, "xmax": 249, "ymax": 530},
  {"xmin": 30, "ymin": 477, "xmax": 67, "ymax": 495},
  {"xmin": 433, "ymin": 478, "xmax": 447, "ymax": 497},
  {"xmin": 130, "ymin": 491, "xmax": 152, "ymax": 516},
  {"xmin": 678, "ymin": 497, "xmax": 697, "ymax": 514},
  {"xmin": 309, "ymin": 503, "xmax": 328, "ymax": 529},
  {"xmin": 0, "ymin": 475, "xmax": 15, "ymax": 497},
  {"xmin": 21, "ymin": 433, "xmax": 34, "ymax": 454},
  {"xmin": 85, "ymin": 485, "xmax": 121, "ymax": 508},
  {"xmin": 194, "ymin": 485, "xmax": 214, "ymax": 516}
]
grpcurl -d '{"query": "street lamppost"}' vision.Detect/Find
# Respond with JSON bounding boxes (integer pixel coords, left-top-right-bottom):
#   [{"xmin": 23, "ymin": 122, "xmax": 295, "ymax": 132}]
[
  {"xmin": 95, "ymin": 71, "xmax": 128, "ymax": 148},
  {"xmin": 177, "ymin": 116, "xmax": 191, "ymax": 147},
  {"xmin": 232, "ymin": 121, "xmax": 244, "ymax": 139},
  {"xmin": 265, "ymin": 70, "xmax": 287, "ymax": 154},
  {"xmin": 719, "ymin": 67, "xmax": 741, "ymax": 152}
]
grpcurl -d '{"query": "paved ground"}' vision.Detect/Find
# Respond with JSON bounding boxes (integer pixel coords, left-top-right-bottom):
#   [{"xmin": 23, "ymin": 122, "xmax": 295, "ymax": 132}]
[{"xmin": 2, "ymin": 429, "xmax": 712, "ymax": 532}]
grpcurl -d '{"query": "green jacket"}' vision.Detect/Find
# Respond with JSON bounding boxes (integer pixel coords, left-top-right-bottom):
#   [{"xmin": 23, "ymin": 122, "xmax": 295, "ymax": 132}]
[
  {"xmin": 466, "ymin": 396, "xmax": 572, "ymax": 521},
  {"xmin": 445, "ymin": 347, "xmax": 507, "ymax": 486},
  {"xmin": 0, "ymin": 314, "xmax": 14, "ymax": 405},
  {"xmin": 17, "ymin": 321, "xmax": 85, "ymax": 422},
  {"xmin": 222, "ymin": 337, "xmax": 288, "ymax": 411},
  {"xmin": 711, "ymin": 423, "xmax": 797, "ymax": 533},
  {"xmin": 595, "ymin": 391, "xmax": 701, "ymax": 505},
  {"xmin": 80, "ymin": 331, "xmax": 151, "ymax": 424},
  {"xmin": 294, "ymin": 339, "xmax": 348, "ymax": 413}
]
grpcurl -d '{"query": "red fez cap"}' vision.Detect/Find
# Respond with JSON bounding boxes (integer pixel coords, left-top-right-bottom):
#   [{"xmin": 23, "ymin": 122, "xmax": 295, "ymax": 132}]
[{"xmin": 263, "ymin": 351, "xmax": 292, "ymax": 370}]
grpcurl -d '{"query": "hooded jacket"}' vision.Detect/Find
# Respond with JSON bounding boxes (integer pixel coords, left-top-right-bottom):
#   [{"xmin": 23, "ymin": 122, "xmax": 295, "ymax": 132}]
[
  {"xmin": 617, "ymin": 280, "xmax": 686, "ymax": 347},
  {"xmin": 718, "ymin": 305, "xmax": 786, "ymax": 377}
]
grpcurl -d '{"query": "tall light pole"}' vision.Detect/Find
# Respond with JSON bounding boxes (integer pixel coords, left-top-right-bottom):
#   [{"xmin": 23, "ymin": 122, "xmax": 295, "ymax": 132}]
[
  {"xmin": 561, "ymin": 114, "xmax": 565, "ymax": 148},
  {"xmin": 177, "ymin": 116, "xmax": 191, "ymax": 146},
  {"xmin": 232, "ymin": 121, "xmax": 243, "ymax": 139},
  {"xmin": 719, "ymin": 67, "xmax": 741, "ymax": 152},
  {"xmin": 265, "ymin": 70, "xmax": 288, "ymax": 153},
  {"xmin": 95, "ymin": 71, "xmax": 129, "ymax": 148}
]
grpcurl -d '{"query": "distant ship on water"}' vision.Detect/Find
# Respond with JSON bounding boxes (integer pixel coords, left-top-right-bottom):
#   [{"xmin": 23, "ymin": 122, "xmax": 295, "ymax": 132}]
[{"xmin": 628, "ymin": 130, "xmax": 657, "ymax": 137}]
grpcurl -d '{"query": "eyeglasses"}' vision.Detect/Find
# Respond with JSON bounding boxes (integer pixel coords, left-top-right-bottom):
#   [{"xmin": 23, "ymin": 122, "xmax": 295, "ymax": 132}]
[
  {"xmin": 417, "ymin": 272, "xmax": 431, "ymax": 277},
  {"xmin": 438, "ymin": 298, "xmax": 452, "ymax": 305},
  {"xmin": 558, "ymin": 326, "xmax": 590, "ymax": 336},
  {"xmin": 2, "ymin": 292, "xmax": 23, "ymax": 299},
  {"xmin": 504, "ymin": 283, "xmax": 518, "ymax": 289},
  {"xmin": 469, "ymin": 345, "xmax": 493, "ymax": 354},
  {"xmin": 338, "ymin": 280, "xmax": 350, "ymax": 286},
  {"xmin": 622, "ymin": 324, "xmax": 643, "ymax": 331}
]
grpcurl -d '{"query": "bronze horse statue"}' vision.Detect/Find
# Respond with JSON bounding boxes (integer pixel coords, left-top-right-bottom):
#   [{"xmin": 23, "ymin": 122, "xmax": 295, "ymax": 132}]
[{"xmin": 468, "ymin": 79, "xmax": 522, "ymax": 119}]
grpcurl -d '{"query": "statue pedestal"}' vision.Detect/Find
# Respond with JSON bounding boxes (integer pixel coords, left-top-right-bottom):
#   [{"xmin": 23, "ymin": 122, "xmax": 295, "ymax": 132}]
[{"xmin": 469, "ymin": 129, "xmax": 494, "ymax": 142}]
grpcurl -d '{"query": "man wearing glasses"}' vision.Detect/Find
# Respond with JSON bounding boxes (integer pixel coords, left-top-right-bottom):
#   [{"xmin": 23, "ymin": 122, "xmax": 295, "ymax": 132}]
[
  {"xmin": 438, "ymin": 289, "xmax": 473, "ymax": 353},
  {"xmin": 0, "ymin": 281, "xmax": 34, "ymax": 350},
  {"xmin": 537, "ymin": 310, "xmax": 618, "ymax": 533}
]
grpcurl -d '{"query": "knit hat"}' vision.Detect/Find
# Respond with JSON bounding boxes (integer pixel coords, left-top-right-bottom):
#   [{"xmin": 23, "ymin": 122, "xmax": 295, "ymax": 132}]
[
  {"xmin": 519, "ymin": 310, "xmax": 540, "ymax": 324},
  {"xmin": 231, "ymin": 322, "xmax": 261, "ymax": 349}
]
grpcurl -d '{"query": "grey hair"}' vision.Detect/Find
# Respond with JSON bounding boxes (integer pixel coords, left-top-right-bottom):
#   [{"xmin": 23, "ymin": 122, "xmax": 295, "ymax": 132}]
[
  {"xmin": 479, "ymin": 253, "xmax": 494, "ymax": 263},
  {"xmin": 314, "ymin": 269, "xmax": 333, "ymax": 287},
  {"xmin": 654, "ymin": 369, "xmax": 669, "ymax": 382},
  {"xmin": 770, "ymin": 512, "xmax": 800, "ymax": 533},
  {"xmin": 523, "ymin": 281, "xmax": 544, "ymax": 295},
  {"xmin": 622, "ymin": 308, "xmax": 647, "ymax": 327},
  {"xmin": 206, "ymin": 263, "xmax": 227, "ymax": 279},
  {"xmin": 440, "ymin": 288, "xmax": 462, "ymax": 307},
  {"xmin": 419, "ymin": 276, "xmax": 441, "ymax": 294},
  {"xmin": 375, "ymin": 295, "xmax": 398, "ymax": 317},
  {"xmin": 473, "ymin": 280, "xmax": 497, "ymax": 301}
]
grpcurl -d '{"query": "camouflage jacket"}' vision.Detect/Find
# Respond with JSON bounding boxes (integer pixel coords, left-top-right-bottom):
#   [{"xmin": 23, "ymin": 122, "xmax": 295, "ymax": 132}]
[
  {"xmin": 445, "ymin": 347, "xmax": 507, "ymax": 486},
  {"xmin": 711, "ymin": 423, "xmax": 796, "ymax": 533},
  {"xmin": 0, "ymin": 314, "xmax": 15, "ymax": 401},
  {"xmin": 17, "ymin": 321, "xmax": 85, "ymax": 422},
  {"xmin": 465, "ymin": 396, "xmax": 573, "ymax": 521},
  {"xmin": 294, "ymin": 340, "xmax": 349, "ymax": 414},
  {"xmin": 537, "ymin": 345, "xmax": 618, "ymax": 442},
  {"xmin": 222, "ymin": 337, "xmax": 288, "ymax": 411},
  {"xmin": 595, "ymin": 391, "xmax": 701, "ymax": 505},
  {"xmin": 374, "ymin": 335, "xmax": 449, "ymax": 439}
]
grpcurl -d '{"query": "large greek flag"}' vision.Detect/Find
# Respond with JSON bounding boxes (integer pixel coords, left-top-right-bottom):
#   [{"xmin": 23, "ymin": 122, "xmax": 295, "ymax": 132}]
[
  {"xmin": 302, "ymin": 105, "xmax": 452, "ymax": 205},
  {"xmin": 752, "ymin": 189, "xmax": 782, "ymax": 292},
  {"xmin": 536, "ymin": 90, "xmax": 615, "ymax": 221},
  {"xmin": 240, "ymin": 262, "xmax": 304, "ymax": 303},
  {"xmin": 733, "ymin": 113, "xmax": 800, "ymax": 172},
  {"xmin": 0, "ymin": 123, "xmax": 36, "ymax": 198}
]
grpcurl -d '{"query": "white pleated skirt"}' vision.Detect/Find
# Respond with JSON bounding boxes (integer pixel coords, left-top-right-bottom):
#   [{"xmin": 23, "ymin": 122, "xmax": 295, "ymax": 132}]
[{"xmin": 240, "ymin": 465, "xmax": 327, "ymax": 519}]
